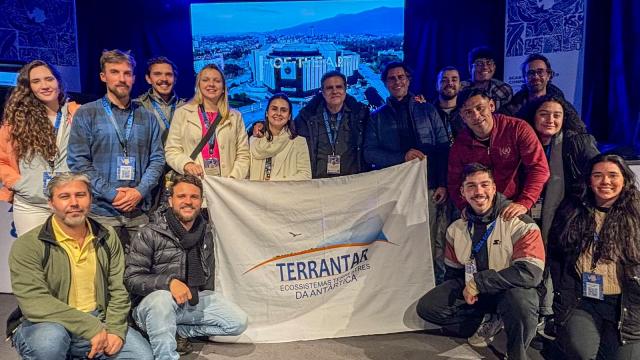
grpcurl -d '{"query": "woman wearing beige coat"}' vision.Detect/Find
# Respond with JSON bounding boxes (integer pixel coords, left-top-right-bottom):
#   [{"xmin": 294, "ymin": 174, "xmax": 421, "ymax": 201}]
[
  {"xmin": 249, "ymin": 93, "xmax": 310, "ymax": 181},
  {"xmin": 165, "ymin": 64, "xmax": 249, "ymax": 180}
]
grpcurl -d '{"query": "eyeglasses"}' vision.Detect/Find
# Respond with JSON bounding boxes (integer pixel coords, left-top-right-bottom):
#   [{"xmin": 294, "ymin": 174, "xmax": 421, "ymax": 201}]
[
  {"xmin": 526, "ymin": 69, "xmax": 550, "ymax": 78},
  {"xmin": 472, "ymin": 59, "xmax": 494, "ymax": 67}
]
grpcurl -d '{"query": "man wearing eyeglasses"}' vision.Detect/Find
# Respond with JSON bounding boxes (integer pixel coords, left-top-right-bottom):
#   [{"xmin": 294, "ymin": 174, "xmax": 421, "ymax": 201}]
[
  {"xmin": 501, "ymin": 53, "xmax": 568, "ymax": 117},
  {"xmin": 460, "ymin": 46, "xmax": 513, "ymax": 111},
  {"xmin": 364, "ymin": 61, "xmax": 450, "ymax": 283}
]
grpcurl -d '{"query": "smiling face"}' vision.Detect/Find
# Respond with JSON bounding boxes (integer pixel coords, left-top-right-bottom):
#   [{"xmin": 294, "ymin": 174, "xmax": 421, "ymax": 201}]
[
  {"xmin": 385, "ymin": 66, "xmax": 410, "ymax": 100},
  {"xmin": 461, "ymin": 171, "xmax": 496, "ymax": 215},
  {"xmin": 461, "ymin": 95, "xmax": 495, "ymax": 139},
  {"xmin": 146, "ymin": 63, "xmax": 175, "ymax": 99},
  {"xmin": 525, "ymin": 59, "xmax": 551, "ymax": 94},
  {"xmin": 29, "ymin": 65, "xmax": 60, "ymax": 106},
  {"xmin": 437, "ymin": 69, "xmax": 461, "ymax": 100},
  {"xmin": 471, "ymin": 58, "xmax": 496, "ymax": 82},
  {"xmin": 534, "ymin": 100, "xmax": 564, "ymax": 143},
  {"xmin": 266, "ymin": 98, "xmax": 291, "ymax": 134},
  {"xmin": 169, "ymin": 181, "xmax": 202, "ymax": 224},
  {"xmin": 321, "ymin": 75, "xmax": 346, "ymax": 111},
  {"xmin": 590, "ymin": 161, "xmax": 624, "ymax": 208},
  {"xmin": 198, "ymin": 67, "xmax": 224, "ymax": 103},
  {"xmin": 48, "ymin": 180, "xmax": 91, "ymax": 228},
  {"xmin": 100, "ymin": 61, "xmax": 134, "ymax": 100}
]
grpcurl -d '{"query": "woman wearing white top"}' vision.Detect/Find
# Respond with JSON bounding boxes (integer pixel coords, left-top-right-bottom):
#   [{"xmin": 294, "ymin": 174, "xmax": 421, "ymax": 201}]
[
  {"xmin": 165, "ymin": 63, "xmax": 250, "ymax": 180},
  {"xmin": 249, "ymin": 93, "xmax": 310, "ymax": 181},
  {"xmin": 0, "ymin": 60, "xmax": 80, "ymax": 235}
]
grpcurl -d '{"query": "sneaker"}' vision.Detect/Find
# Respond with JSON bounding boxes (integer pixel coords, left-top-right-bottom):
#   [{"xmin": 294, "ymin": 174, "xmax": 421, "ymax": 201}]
[
  {"xmin": 176, "ymin": 335, "xmax": 193, "ymax": 356},
  {"xmin": 468, "ymin": 314, "xmax": 504, "ymax": 347}
]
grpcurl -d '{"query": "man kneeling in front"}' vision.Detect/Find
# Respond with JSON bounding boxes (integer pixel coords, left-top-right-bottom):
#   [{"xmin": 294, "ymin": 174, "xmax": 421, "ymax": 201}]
[
  {"xmin": 124, "ymin": 174, "xmax": 247, "ymax": 359},
  {"xmin": 9, "ymin": 173, "xmax": 152, "ymax": 359},
  {"xmin": 416, "ymin": 163, "xmax": 544, "ymax": 360}
]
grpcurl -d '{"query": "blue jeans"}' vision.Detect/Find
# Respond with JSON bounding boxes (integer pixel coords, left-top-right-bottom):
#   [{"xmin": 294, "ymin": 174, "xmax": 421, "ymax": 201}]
[
  {"xmin": 12, "ymin": 317, "xmax": 153, "ymax": 360},
  {"xmin": 132, "ymin": 289, "xmax": 248, "ymax": 360}
]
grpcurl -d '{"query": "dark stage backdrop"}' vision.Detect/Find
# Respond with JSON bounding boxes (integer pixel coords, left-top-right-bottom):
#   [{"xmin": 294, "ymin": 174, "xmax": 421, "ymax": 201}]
[{"xmin": 74, "ymin": 0, "xmax": 638, "ymax": 150}]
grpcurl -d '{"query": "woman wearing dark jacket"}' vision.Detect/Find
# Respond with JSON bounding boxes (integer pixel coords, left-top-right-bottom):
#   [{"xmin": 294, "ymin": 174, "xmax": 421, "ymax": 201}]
[
  {"xmin": 521, "ymin": 95, "xmax": 599, "ymax": 240},
  {"xmin": 521, "ymin": 95, "xmax": 600, "ymax": 331},
  {"xmin": 549, "ymin": 154, "xmax": 640, "ymax": 359}
]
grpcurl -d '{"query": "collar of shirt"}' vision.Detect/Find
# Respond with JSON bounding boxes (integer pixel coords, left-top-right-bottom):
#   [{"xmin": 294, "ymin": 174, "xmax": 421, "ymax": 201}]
[
  {"xmin": 105, "ymin": 94, "xmax": 132, "ymax": 111},
  {"xmin": 150, "ymin": 89, "xmax": 176, "ymax": 105},
  {"xmin": 51, "ymin": 216, "xmax": 95, "ymax": 248}
]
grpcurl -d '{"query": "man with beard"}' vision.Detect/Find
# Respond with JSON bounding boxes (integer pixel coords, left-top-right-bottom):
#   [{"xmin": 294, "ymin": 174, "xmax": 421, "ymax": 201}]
[
  {"xmin": 68, "ymin": 49, "xmax": 165, "ymax": 247},
  {"xmin": 417, "ymin": 163, "xmax": 544, "ymax": 360},
  {"xmin": 8, "ymin": 173, "xmax": 153, "ymax": 359},
  {"xmin": 433, "ymin": 66, "xmax": 465, "ymax": 144},
  {"xmin": 447, "ymin": 89, "xmax": 549, "ymax": 220},
  {"xmin": 460, "ymin": 46, "xmax": 513, "ymax": 111},
  {"xmin": 125, "ymin": 174, "xmax": 247, "ymax": 359},
  {"xmin": 136, "ymin": 57, "xmax": 185, "ymax": 145},
  {"xmin": 501, "ymin": 53, "xmax": 569, "ymax": 117},
  {"xmin": 364, "ymin": 61, "xmax": 449, "ymax": 283},
  {"xmin": 136, "ymin": 57, "xmax": 185, "ymax": 211}
]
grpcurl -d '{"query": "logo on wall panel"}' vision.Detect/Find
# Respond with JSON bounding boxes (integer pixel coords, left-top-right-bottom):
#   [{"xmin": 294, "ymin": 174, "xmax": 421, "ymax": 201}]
[{"xmin": 505, "ymin": 0, "xmax": 584, "ymax": 57}]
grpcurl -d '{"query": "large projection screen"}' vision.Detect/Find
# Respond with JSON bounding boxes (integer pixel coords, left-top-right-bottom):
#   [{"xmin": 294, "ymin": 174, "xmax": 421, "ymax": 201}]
[{"xmin": 191, "ymin": 0, "xmax": 405, "ymax": 127}]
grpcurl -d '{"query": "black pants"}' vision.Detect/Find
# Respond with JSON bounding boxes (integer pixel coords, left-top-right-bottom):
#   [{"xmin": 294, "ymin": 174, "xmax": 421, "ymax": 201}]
[
  {"xmin": 559, "ymin": 296, "xmax": 640, "ymax": 359},
  {"xmin": 416, "ymin": 278, "xmax": 539, "ymax": 360}
]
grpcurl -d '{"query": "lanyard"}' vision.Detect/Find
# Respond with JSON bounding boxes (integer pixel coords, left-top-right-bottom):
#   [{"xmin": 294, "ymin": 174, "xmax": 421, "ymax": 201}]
[
  {"xmin": 53, "ymin": 110, "xmax": 62, "ymax": 135},
  {"xmin": 468, "ymin": 220, "xmax": 497, "ymax": 259},
  {"xmin": 102, "ymin": 97, "xmax": 134, "ymax": 156},
  {"xmin": 198, "ymin": 105, "xmax": 221, "ymax": 155},
  {"xmin": 544, "ymin": 144, "xmax": 551, "ymax": 160},
  {"xmin": 591, "ymin": 231, "xmax": 603, "ymax": 271},
  {"xmin": 322, "ymin": 109, "xmax": 343, "ymax": 154},
  {"xmin": 150, "ymin": 99, "xmax": 175, "ymax": 130}
]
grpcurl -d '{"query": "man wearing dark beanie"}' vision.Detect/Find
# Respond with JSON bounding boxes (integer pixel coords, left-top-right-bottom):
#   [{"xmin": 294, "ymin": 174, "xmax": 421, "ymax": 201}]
[{"xmin": 124, "ymin": 174, "xmax": 247, "ymax": 359}]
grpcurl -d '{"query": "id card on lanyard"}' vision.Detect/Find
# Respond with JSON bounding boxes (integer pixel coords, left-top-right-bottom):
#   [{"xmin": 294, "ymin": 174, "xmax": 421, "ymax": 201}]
[
  {"xmin": 323, "ymin": 110, "xmax": 343, "ymax": 175},
  {"xmin": 465, "ymin": 220, "xmax": 496, "ymax": 284},
  {"xmin": 102, "ymin": 97, "xmax": 136, "ymax": 181},
  {"xmin": 199, "ymin": 105, "xmax": 222, "ymax": 176},
  {"xmin": 582, "ymin": 231, "xmax": 605, "ymax": 300}
]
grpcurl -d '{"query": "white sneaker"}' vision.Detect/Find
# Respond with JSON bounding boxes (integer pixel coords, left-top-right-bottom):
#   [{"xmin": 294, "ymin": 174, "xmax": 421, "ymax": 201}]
[{"xmin": 467, "ymin": 313, "xmax": 504, "ymax": 347}]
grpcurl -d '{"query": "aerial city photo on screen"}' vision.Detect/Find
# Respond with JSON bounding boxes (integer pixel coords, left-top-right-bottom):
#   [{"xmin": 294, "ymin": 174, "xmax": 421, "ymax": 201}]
[{"xmin": 191, "ymin": 0, "xmax": 404, "ymax": 126}]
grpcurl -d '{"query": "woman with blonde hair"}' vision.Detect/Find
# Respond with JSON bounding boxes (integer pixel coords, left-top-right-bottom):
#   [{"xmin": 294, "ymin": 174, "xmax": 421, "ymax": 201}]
[
  {"xmin": 249, "ymin": 93, "xmax": 310, "ymax": 181},
  {"xmin": 0, "ymin": 60, "xmax": 80, "ymax": 235},
  {"xmin": 165, "ymin": 63, "xmax": 249, "ymax": 182}
]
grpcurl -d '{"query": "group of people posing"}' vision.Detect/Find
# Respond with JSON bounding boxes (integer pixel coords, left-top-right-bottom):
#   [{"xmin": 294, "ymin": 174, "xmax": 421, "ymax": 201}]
[{"xmin": 1, "ymin": 45, "xmax": 638, "ymax": 360}]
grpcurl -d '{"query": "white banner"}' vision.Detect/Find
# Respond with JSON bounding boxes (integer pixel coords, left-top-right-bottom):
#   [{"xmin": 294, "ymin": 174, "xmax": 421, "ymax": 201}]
[
  {"xmin": 203, "ymin": 160, "xmax": 433, "ymax": 343},
  {"xmin": 504, "ymin": 0, "xmax": 587, "ymax": 111}
]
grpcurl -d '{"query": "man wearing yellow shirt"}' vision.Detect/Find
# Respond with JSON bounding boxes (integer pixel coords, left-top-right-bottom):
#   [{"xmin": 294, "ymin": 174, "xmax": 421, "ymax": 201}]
[{"xmin": 8, "ymin": 173, "xmax": 152, "ymax": 359}]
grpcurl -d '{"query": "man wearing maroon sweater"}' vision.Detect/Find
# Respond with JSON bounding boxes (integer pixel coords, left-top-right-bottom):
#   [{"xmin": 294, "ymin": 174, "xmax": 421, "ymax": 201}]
[{"xmin": 448, "ymin": 89, "xmax": 550, "ymax": 220}]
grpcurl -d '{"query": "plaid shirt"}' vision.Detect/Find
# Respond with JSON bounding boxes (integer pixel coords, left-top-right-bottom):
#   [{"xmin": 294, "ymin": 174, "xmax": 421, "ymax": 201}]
[
  {"xmin": 461, "ymin": 78, "xmax": 513, "ymax": 110},
  {"xmin": 68, "ymin": 97, "xmax": 165, "ymax": 216}
]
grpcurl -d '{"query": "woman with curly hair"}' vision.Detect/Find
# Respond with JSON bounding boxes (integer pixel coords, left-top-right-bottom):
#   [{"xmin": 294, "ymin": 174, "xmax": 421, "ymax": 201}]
[
  {"xmin": 549, "ymin": 154, "xmax": 640, "ymax": 359},
  {"xmin": 0, "ymin": 60, "xmax": 80, "ymax": 235}
]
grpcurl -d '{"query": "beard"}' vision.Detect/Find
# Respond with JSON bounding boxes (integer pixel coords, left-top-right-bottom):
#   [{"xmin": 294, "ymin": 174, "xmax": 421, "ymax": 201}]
[
  {"xmin": 61, "ymin": 212, "xmax": 87, "ymax": 227},
  {"xmin": 173, "ymin": 206, "xmax": 201, "ymax": 223},
  {"xmin": 108, "ymin": 83, "xmax": 131, "ymax": 99},
  {"xmin": 439, "ymin": 91, "xmax": 457, "ymax": 101}
]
